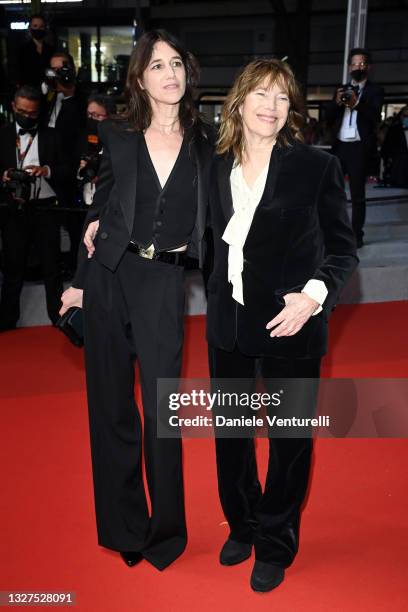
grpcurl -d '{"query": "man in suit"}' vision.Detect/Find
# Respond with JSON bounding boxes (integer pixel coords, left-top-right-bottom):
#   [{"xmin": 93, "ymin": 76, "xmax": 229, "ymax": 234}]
[
  {"xmin": 0, "ymin": 86, "xmax": 68, "ymax": 331},
  {"xmin": 325, "ymin": 48, "xmax": 384, "ymax": 247},
  {"xmin": 43, "ymin": 52, "xmax": 87, "ymax": 273}
]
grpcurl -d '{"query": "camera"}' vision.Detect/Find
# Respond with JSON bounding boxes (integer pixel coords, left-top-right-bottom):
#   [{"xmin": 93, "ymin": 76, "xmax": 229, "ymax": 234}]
[
  {"xmin": 2, "ymin": 168, "xmax": 35, "ymax": 206},
  {"xmin": 78, "ymin": 152, "xmax": 101, "ymax": 184},
  {"xmin": 339, "ymin": 84, "xmax": 360, "ymax": 104},
  {"xmin": 45, "ymin": 65, "xmax": 76, "ymax": 86}
]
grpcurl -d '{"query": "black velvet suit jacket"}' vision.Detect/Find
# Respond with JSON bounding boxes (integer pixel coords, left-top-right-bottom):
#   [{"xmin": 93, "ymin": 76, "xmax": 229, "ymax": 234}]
[
  {"xmin": 206, "ymin": 141, "xmax": 359, "ymax": 359},
  {"xmin": 72, "ymin": 119, "xmax": 214, "ymax": 289}
]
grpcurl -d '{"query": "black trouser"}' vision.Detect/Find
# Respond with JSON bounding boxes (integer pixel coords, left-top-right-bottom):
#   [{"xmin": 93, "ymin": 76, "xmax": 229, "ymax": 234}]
[
  {"xmin": 209, "ymin": 344, "xmax": 321, "ymax": 568},
  {"xmin": 58, "ymin": 184, "xmax": 86, "ymax": 272},
  {"xmin": 333, "ymin": 140, "xmax": 369, "ymax": 242},
  {"xmin": 63, "ymin": 208, "xmax": 87, "ymax": 271},
  {"xmin": 0, "ymin": 198, "xmax": 62, "ymax": 326},
  {"xmin": 82, "ymin": 251, "xmax": 187, "ymax": 570}
]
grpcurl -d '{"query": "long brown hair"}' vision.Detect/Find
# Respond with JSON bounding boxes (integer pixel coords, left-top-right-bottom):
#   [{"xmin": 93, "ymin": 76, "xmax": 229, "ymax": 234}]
[
  {"xmin": 217, "ymin": 58, "xmax": 306, "ymax": 164},
  {"xmin": 125, "ymin": 29, "xmax": 200, "ymax": 132}
]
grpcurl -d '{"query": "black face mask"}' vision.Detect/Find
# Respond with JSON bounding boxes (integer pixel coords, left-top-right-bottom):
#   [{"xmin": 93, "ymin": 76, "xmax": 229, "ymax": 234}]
[
  {"xmin": 350, "ymin": 69, "xmax": 368, "ymax": 82},
  {"xmin": 31, "ymin": 28, "xmax": 46, "ymax": 41},
  {"xmin": 15, "ymin": 113, "xmax": 38, "ymax": 132},
  {"xmin": 87, "ymin": 118, "xmax": 99, "ymax": 136}
]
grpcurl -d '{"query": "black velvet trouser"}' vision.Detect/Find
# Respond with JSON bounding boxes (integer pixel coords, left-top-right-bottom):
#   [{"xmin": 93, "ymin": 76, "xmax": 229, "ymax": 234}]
[
  {"xmin": 83, "ymin": 251, "xmax": 187, "ymax": 570},
  {"xmin": 209, "ymin": 344, "xmax": 321, "ymax": 568},
  {"xmin": 333, "ymin": 139, "xmax": 369, "ymax": 242}
]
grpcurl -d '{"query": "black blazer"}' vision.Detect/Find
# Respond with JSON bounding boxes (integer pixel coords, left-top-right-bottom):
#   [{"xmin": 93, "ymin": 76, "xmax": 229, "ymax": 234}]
[
  {"xmin": 325, "ymin": 80, "xmax": 384, "ymax": 150},
  {"xmin": 43, "ymin": 93, "xmax": 87, "ymax": 201},
  {"xmin": 16, "ymin": 39, "xmax": 54, "ymax": 88},
  {"xmin": 206, "ymin": 141, "xmax": 358, "ymax": 359},
  {"xmin": 53, "ymin": 94, "xmax": 87, "ymax": 154},
  {"xmin": 0, "ymin": 122, "xmax": 70, "ymax": 199},
  {"xmin": 72, "ymin": 119, "xmax": 214, "ymax": 289}
]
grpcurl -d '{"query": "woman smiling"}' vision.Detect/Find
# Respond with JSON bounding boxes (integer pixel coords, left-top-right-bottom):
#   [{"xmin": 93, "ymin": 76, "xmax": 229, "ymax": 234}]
[{"xmin": 207, "ymin": 59, "xmax": 358, "ymax": 592}]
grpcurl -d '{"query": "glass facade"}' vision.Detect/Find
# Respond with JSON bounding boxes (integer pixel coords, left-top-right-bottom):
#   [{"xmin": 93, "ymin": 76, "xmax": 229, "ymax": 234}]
[{"xmin": 60, "ymin": 25, "xmax": 133, "ymax": 83}]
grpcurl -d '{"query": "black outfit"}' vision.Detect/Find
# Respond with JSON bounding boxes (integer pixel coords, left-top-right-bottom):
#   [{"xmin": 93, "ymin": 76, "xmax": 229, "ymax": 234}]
[
  {"xmin": 74, "ymin": 119, "xmax": 213, "ymax": 570},
  {"xmin": 131, "ymin": 135, "xmax": 197, "ymax": 249},
  {"xmin": 49, "ymin": 92, "xmax": 87, "ymax": 160},
  {"xmin": 46, "ymin": 92, "xmax": 87, "ymax": 271},
  {"xmin": 16, "ymin": 39, "xmax": 54, "ymax": 88},
  {"xmin": 381, "ymin": 122, "xmax": 408, "ymax": 188},
  {"xmin": 207, "ymin": 141, "xmax": 358, "ymax": 568},
  {"xmin": 0, "ymin": 123, "xmax": 68, "ymax": 328},
  {"xmin": 325, "ymin": 80, "xmax": 384, "ymax": 243}
]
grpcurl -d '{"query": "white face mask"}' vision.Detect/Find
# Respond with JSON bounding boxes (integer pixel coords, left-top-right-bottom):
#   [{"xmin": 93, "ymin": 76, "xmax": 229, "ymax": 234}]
[{"xmin": 41, "ymin": 81, "xmax": 49, "ymax": 96}]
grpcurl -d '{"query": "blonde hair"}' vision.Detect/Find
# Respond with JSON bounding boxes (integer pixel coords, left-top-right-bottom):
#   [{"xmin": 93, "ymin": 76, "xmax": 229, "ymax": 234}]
[{"xmin": 217, "ymin": 58, "xmax": 306, "ymax": 164}]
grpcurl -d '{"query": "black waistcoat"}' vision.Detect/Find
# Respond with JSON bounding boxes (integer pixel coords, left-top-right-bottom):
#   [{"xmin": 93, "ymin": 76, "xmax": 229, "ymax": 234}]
[{"xmin": 131, "ymin": 134, "xmax": 197, "ymax": 251}]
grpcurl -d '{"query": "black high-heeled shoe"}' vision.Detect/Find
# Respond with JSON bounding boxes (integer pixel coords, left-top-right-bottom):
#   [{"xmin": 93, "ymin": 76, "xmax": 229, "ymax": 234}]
[{"xmin": 120, "ymin": 551, "xmax": 143, "ymax": 567}]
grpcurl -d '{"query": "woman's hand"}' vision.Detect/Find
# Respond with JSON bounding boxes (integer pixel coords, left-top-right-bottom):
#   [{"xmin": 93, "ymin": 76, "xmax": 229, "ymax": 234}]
[
  {"xmin": 266, "ymin": 293, "xmax": 319, "ymax": 337},
  {"xmin": 84, "ymin": 220, "xmax": 99, "ymax": 258},
  {"xmin": 59, "ymin": 287, "xmax": 83, "ymax": 316}
]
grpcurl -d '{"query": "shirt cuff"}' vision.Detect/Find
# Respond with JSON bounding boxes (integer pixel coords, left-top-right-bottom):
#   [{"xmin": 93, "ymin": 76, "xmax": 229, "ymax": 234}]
[
  {"xmin": 302, "ymin": 279, "xmax": 328, "ymax": 316},
  {"xmin": 44, "ymin": 165, "xmax": 51, "ymax": 178}
]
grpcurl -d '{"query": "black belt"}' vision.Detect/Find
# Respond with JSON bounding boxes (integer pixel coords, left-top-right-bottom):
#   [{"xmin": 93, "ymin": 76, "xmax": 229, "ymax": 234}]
[{"xmin": 127, "ymin": 242, "xmax": 187, "ymax": 267}]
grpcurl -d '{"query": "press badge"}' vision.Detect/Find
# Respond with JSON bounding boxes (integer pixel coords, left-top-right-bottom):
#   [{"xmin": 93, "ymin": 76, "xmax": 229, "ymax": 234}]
[{"xmin": 343, "ymin": 126, "xmax": 357, "ymax": 139}]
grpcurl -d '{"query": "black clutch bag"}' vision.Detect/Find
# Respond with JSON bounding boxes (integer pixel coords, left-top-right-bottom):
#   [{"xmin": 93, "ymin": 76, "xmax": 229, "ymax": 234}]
[{"xmin": 56, "ymin": 307, "xmax": 84, "ymax": 347}]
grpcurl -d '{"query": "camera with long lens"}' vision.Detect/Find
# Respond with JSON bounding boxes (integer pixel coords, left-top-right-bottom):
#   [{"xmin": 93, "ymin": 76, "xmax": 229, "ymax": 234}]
[
  {"xmin": 339, "ymin": 84, "xmax": 360, "ymax": 104},
  {"xmin": 2, "ymin": 168, "xmax": 35, "ymax": 207},
  {"xmin": 45, "ymin": 65, "xmax": 76, "ymax": 87}
]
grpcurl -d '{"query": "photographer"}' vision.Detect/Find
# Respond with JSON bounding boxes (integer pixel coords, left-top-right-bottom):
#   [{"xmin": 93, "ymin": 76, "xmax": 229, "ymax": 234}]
[
  {"xmin": 16, "ymin": 14, "xmax": 54, "ymax": 88},
  {"xmin": 0, "ymin": 86, "xmax": 68, "ymax": 332},
  {"xmin": 325, "ymin": 48, "xmax": 384, "ymax": 247},
  {"xmin": 78, "ymin": 94, "xmax": 116, "ymax": 206},
  {"xmin": 43, "ymin": 52, "xmax": 87, "ymax": 272}
]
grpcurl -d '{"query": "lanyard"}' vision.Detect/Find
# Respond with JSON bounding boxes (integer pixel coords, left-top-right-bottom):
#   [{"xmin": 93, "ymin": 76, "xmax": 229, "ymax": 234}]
[
  {"xmin": 348, "ymin": 86, "xmax": 362, "ymax": 127},
  {"xmin": 16, "ymin": 133, "xmax": 36, "ymax": 169},
  {"xmin": 15, "ymin": 133, "xmax": 42, "ymax": 201}
]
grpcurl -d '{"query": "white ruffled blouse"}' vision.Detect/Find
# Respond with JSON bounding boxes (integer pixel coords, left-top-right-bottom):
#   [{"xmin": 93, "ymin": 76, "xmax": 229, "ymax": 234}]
[{"xmin": 221, "ymin": 161, "xmax": 327, "ymax": 312}]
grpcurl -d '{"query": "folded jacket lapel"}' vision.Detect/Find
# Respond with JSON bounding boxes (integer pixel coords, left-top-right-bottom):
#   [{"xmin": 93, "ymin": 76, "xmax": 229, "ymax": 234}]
[{"xmin": 111, "ymin": 129, "xmax": 140, "ymax": 235}]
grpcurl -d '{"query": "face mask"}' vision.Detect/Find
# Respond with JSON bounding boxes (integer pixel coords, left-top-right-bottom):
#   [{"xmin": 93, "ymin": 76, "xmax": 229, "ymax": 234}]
[
  {"xmin": 15, "ymin": 113, "xmax": 38, "ymax": 131},
  {"xmin": 31, "ymin": 29, "xmax": 46, "ymax": 41},
  {"xmin": 402, "ymin": 117, "xmax": 408, "ymax": 129},
  {"xmin": 350, "ymin": 69, "xmax": 368, "ymax": 82},
  {"xmin": 87, "ymin": 118, "xmax": 99, "ymax": 135}
]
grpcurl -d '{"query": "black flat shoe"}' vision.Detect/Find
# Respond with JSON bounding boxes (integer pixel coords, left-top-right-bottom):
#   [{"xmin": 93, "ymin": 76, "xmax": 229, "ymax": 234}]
[
  {"xmin": 120, "ymin": 551, "xmax": 143, "ymax": 567},
  {"xmin": 220, "ymin": 539, "xmax": 252, "ymax": 566},
  {"xmin": 250, "ymin": 560, "xmax": 285, "ymax": 592}
]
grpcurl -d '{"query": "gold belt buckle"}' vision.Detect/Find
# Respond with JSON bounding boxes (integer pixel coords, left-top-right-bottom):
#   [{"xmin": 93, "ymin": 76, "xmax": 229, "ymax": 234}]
[{"xmin": 139, "ymin": 244, "xmax": 155, "ymax": 259}]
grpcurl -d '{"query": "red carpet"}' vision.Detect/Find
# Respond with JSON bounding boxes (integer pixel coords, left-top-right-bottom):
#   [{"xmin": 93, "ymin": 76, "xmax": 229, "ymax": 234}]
[{"xmin": 1, "ymin": 302, "xmax": 408, "ymax": 611}]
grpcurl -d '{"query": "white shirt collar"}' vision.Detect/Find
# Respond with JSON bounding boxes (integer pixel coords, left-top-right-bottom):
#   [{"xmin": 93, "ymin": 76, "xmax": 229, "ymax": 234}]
[{"xmin": 351, "ymin": 78, "xmax": 367, "ymax": 89}]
